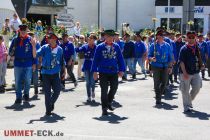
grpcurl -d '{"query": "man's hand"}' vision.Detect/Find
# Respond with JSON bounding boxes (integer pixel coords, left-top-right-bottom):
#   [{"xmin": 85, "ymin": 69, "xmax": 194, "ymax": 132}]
[
  {"xmin": 150, "ymin": 57, "xmax": 156, "ymax": 62},
  {"xmin": 93, "ymin": 72, "xmax": 98, "ymax": 81},
  {"xmin": 32, "ymin": 64, "xmax": 36, "ymax": 72},
  {"xmin": 68, "ymin": 59, "xmax": 73, "ymax": 66},
  {"xmin": 118, "ymin": 71, "xmax": 124, "ymax": 78},
  {"xmin": 30, "ymin": 37, "xmax": 37, "ymax": 48},
  {"xmin": 168, "ymin": 68, "xmax": 172, "ymax": 74},
  {"xmin": 61, "ymin": 68, "xmax": 66, "ymax": 81}
]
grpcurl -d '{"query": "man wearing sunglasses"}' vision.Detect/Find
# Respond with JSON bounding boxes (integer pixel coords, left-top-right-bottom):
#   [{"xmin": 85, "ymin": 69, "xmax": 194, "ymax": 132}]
[
  {"xmin": 9, "ymin": 24, "xmax": 37, "ymax": 104},
  {"xmin": 179, "ymin": 31, "xmax": 204, "ymax": 113}
]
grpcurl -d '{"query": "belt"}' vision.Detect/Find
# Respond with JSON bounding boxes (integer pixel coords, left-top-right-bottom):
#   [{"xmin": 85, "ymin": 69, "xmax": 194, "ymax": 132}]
[
  {"xmin": 15, "ymin": 58, "xmax": 32, "ymax": 62},
  {"xmin": 101, "ymin": 66, "xmax": 116, "ymax": 71},
  {"xmin": 42, "ymin": 66, "xmax": 54, "ymax": 70}
]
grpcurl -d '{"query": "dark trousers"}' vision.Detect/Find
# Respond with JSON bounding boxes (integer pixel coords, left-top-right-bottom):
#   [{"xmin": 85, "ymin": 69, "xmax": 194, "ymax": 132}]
[
  {"xmin": 173, "ymin": 63, "xmax": 179, "ymax": 80},
  {"xmin": 201, "ymin": 69, "xmax": 205, "ymax": 78},
  {"xmin": 99, "ymin": 73, "xmax": 118, "ymax": 110},
  {"xmin": 43, "ymin": 73, "xmax": 61, "ymax": 112},
  {"xmin": 67, "ymin": 65, "xmax": 76, "ymax": 82},
  {"xmin": 168, "ymin": 73, "xmax": 173, "ymax": 84},
  {"xmin": 207, "ymin": 59, "xmax": 210, "ymax": 77},
  {"xmin": 61, "ymin": 65, "xmax": 76, "ymax": 86},
  {"xmin": 32, "ymin": 67, "xmax": 38, "ymax": 93},
  {"xmin": 152, "ymin": 66, "xmax": 168, "ymax": 102}
]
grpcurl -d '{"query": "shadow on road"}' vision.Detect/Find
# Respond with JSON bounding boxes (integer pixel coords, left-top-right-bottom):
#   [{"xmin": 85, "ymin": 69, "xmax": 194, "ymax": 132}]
[
  {"xmin": 93, "ymin": 112, "xmax": 128, "ymax": 124},
  {"xmin": 154, "ymin": 102, "xmax": 178, "ymax": 110},
  {"xmin": 75, "ymin": 101, "xmax": 101, "ymax": 108},
  {"xmin": 112, "ymin": 100, "xmax": 123, "ymax": 108},
  {"xmin": 127, "ymin": 79, "xmax": 138, "ymax": 82},
  {"xmin": 29, "ymin": 95, "xmax": 41, "ymax": 101},
  {"xmin": 184, "ymin": 110, "xmax": 210, "ymax": 120},
  {"xmin": 163, "ymin": 92, "xmax": 178, "ymax": 100},
  {"xmin": 62, "ymin": 88, "xmax": 75, "ymax": 93},
  {"xmin": 137, "ymin": 77, "xmax": 147, "ymax": 81},
  {"xmin": 5, "ymin": 102, "xmax": 35, "ymax": 111},
  {"xmin": 27, "ymin": 113, "xmax": 65, "ymax": 124}
]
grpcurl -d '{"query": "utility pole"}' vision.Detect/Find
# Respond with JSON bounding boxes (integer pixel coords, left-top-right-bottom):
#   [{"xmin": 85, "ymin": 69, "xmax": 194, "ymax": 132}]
[
  {"xmin": 182, "ymin": 0, "xmax": 195, "ymax": 34},
  {"xmin": 98, "ymin": 0, "xmax": 100, "ymax": 29},
  {"xmin": 24, "ymin": 0, "xmax": 28, "ymax": 18},
  {"xmin": 167, "ymin": 0, "xmax": 170, "ymax": 30}
]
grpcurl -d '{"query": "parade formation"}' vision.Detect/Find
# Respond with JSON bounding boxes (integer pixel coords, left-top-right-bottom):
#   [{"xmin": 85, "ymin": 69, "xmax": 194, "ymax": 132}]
[{"xmin": 0, "ymin": 15, "xmax": 210, "ymax": 117}]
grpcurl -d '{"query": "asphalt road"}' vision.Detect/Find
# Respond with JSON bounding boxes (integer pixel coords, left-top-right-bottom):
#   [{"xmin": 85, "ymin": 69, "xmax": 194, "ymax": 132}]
[{"xmin": 0, "ymin": 68, "xmax": 210, "ymax": 140}]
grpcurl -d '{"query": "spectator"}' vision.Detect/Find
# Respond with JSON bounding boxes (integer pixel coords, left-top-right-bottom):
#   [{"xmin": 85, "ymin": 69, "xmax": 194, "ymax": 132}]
[
  {"xmin": 0, "ymin": 36, "xmax": 8, "ymax": 93},
  {"xmin": 10, "ymin": 13, "xmax": 21, "ymax": 37},
  {"xmin": 74, "ymin": 22, "xmax": 81, "ymax": 39},
  {"xmin": 35, "ymin": 20, "xmax": 43, "ymax": 42},
  {"xmin": 2, "ymin": 18, "xmax": 10, "ymax": 48}
]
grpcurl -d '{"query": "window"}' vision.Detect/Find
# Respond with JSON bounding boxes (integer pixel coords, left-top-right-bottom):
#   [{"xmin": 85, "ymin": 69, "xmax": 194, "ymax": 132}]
[
  {"xmin": 194, "ymin": 18, "xmax": 204, "ymax": 33},
  {"xmin": 32, "ymin": 0, "xmax": 67, "ymax": 6},
  {"xmin": 161, "ymin": 18, "xmax": 168, "ymax": 29},
  {"xmin": 165, "ymin": 7, "xmax": 175, "ymax": 13},
  {"xmin": 161, "ymin": 18, "xmax": 181, "ymax": 32}
]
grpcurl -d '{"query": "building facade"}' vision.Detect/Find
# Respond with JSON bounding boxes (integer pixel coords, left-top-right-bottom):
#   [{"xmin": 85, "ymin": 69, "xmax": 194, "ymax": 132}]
[
  {"xmin": 25, "ymin": 0, "xmax": 156, "ymax": 33},
  {"xmin": 155, "ymin": 0, "xmax": 210, "ymax": 34},
  {"xmin": 11, "ymin": 0, "xmax": 210, "ymax": 34}
]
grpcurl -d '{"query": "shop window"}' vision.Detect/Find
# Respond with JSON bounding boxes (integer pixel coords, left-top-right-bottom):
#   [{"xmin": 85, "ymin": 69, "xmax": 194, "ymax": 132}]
[
  {"xmin": 32, "ymin": 0, "xmax": 66, "ymax": 6},
  {"xmin": 160, "ymin": 18, "xmax": 181, "ymax": 32},
  {"xmin": 194, "ymin": 18, "xmax": 204, "ymax": 33}
]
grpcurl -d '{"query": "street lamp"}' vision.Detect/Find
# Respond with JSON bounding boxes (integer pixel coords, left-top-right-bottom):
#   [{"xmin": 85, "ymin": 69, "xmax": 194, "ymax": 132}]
[{"xmin": 152, "ymin": 18, "xmax": 158, "ymax": 56}]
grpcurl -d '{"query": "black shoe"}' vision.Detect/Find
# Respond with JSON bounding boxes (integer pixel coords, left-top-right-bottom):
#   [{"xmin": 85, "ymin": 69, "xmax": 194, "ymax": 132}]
[
  {"xmin": 108, "ymin": 105, "xmax": 115, "ymax": 111},
  {"xmin": 0, "ymin": 86, "xmax": 5, "ymax": 93},
  {"xmin": 184, "ymin": 108, "xmax": 192, "ymax": 113},
  {"xmin": 102, "ymin": 109, "xmax": 108, "ymax": 116},
  {"xmin": 92, "ymin": 99, "xmax": 96, "ymax": 103},
  {"xmin": 156, "ymin": 100, "xmax": 161, "ymax": 105},
  {"xmin": 34, "ymin": 89, "xmax": 38, "ymax": 95},
  {"xmin": 45, "ymin": 111, "xmax": 52, "ymax": 116},
  {"xmin": 122, "ymin": 76, "xmax": 127, "ymax": 81},
  {"xmin": 132, "ymin": 74, "xmax": 136, "ymax": 79},
  {"xmin": 15, "ymin": 99, "xmax": 22, "ymax": 104},
  {"xmin": 23, "ymin": 94, "xmax": 29, "ymax": 101}
]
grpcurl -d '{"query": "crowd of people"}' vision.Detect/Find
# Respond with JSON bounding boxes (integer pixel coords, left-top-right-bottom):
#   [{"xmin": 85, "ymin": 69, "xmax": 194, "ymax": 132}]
[{"xmin": 1, "ymin": 16, "xmax": 210, "ymax": 116}]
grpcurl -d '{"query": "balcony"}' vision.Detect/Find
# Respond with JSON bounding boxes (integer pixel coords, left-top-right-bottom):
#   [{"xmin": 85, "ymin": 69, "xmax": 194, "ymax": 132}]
[{"xmin": 32, "ymin": 0, "xmax": 67, "ymax": 6}]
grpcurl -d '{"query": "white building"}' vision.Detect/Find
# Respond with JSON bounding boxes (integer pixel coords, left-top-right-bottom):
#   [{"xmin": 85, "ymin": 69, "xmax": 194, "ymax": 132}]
[
  {"xmin": 155, "ymin": 0, "xmax": 210, "ymax": 34},
  {"xmin": 26, "ymin": 0, "xmax": 210, "ymax": 34},
  {"xmin": 67, "ymin": 0, "xmax": 156, "ymax": 32}
]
